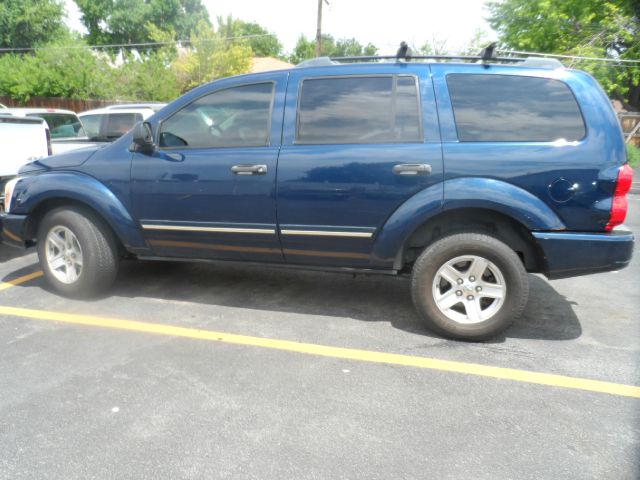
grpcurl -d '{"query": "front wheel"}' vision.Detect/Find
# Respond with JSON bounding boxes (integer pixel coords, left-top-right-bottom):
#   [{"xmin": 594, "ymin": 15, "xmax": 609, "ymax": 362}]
[
  {"xmin": 37, "ymin": 207, "xmax": 119, "ymax": 297},
  {"xmin": 411, "ymin": 233, "xmax": 529, "ymax": 341}
]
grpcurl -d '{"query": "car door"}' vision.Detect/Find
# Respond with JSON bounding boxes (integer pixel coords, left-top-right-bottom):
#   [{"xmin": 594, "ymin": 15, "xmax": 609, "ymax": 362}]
[
  {"xmin": 130, "ymin": 73, "xmax": 287, "ymax": 262},
  {"xmin": 276, "ymin": 65, "xmax": 443, "ymax": 268}
]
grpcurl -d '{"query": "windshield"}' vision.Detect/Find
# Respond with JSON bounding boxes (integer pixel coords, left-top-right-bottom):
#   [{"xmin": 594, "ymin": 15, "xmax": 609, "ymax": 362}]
[{"xmin": 26, "ymin": 113, "xmax": 86, "ymax": 139}]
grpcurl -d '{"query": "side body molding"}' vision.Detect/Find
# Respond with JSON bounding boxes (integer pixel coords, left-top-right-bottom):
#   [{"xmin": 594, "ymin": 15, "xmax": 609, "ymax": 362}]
[
  {"xmin": 371, "ymin": 177, "xmax": 566, "ymax": 268},
  {"xmin": 12, "ymin": 172, "xmax": 148, "ymax": 252}
]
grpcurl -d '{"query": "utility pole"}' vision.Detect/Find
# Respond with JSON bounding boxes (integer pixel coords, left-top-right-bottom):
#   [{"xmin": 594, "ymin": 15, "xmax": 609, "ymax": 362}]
[{"xmin": 315, "ymin": 0, "xmax": 328, "ymax": 57}]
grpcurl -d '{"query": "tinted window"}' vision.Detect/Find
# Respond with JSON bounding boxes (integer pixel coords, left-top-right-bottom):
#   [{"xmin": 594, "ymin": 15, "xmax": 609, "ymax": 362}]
[
  {"xmin": 80, "ymin": 114, "xmax": 102, "ymax": 139},
  {"xmin": 447, "ymin": 74, "xmax": 585, "ymax": 142},
  {"xmin": 159, "ymin": 83, "xmax": 274, "ymax": 148},
  {"xmin": 297, "ymin": 76, "xmax": 422, "ymax": 144},
  {"xmin": 105, "ymin": 113, "xmax": 142, "ymax": 139},
  {"xmin": 27, "ymin": 113, "xmax": 85, "ymax": 139}
]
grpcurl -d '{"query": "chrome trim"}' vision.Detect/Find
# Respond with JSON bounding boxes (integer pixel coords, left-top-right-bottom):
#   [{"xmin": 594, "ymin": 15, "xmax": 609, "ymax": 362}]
[
  {"xmin": 141, "ymin": 224, "xmax": 276, "ymax": 234},
  {"xmin": 280, "ymin": 229, "xmax": 373, "ymax": 238}
]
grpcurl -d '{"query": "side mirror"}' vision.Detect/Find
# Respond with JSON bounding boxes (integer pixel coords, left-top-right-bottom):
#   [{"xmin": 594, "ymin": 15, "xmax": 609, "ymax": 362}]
[{"xmin": 131, "ymin": 122, "xmax": 154, "ymax": 153}]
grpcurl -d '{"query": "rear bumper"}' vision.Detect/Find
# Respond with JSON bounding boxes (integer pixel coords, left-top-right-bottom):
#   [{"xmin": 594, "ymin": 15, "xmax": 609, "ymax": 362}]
[
  {"xmin": 533, "ymin": 230, "xmax": 635, "ymax": 279},
  {"xmin": 0, "ymin": 212, "xmax": 29, "ymax": 248}
]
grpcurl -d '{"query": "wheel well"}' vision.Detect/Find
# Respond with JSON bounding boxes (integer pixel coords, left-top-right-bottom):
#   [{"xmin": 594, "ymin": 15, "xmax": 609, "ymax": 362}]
[
  {"xmin": 401, "ymin": 208, "xmax": 543, "ymax": 273},
  {"xmin": 24, "ymin": 198, "xmax": 124, "ymax": 252}
]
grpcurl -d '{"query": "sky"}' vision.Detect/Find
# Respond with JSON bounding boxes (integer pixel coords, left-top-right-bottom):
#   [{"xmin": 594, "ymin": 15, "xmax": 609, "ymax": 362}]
[{"xmin": 63, "ymin": 0, "xmax": 496, "ymax": 55}]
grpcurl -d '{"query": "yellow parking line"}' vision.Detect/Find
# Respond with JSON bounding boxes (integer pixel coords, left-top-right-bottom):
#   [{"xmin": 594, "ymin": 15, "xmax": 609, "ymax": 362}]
[
  {"xmin": 0, "ymin": 271, "xmax": 43, "ymax": 292},
  {"xmin": 0, "ymin": 304, "xmax": 638, "ymax": 399}
]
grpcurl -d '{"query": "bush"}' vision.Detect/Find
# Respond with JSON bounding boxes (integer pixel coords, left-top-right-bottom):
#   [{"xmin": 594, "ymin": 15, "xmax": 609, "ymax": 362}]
[{"xmin": 627, "ymin": 144, "xmax": 640, "ymax": 168}]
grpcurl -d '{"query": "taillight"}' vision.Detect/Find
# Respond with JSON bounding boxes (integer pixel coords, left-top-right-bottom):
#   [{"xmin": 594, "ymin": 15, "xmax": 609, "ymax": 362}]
[
  {"xmin": 46, "ymin": 128, "xmax": 52, "ymax": 156},
  {"xmin": 605, "ymin": 164, "xmax": 633, "ymax": 231}
]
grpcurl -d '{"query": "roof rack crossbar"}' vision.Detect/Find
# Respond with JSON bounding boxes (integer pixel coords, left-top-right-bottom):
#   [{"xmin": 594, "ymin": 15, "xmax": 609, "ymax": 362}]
[{"xmin": 330, "ymin": 55, "xmax": 526, "ymax": 63}]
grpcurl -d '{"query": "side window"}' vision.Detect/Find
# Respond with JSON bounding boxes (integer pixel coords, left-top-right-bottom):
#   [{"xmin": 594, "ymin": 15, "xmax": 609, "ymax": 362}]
[
  {"xmin": 159, "ymin": 83, "xmax": 274, "ymax": 148},
  {"xmin": 296, "ymin": 75, "xmax": 422, "ymax": 144},
  {"xmin": 105, "ymin": 113, "xmax": 143, "ymax": 139},
  {"xmin": 80, "ymin": 114, "xmax": 102, "ymax": 139},
  {"xmin": 27, "ymin": 113, "xmax": 85, "ymax": 139},
  {"xmin": 447, "ymin": 74, "xmax": 586, "ymax": 142}
]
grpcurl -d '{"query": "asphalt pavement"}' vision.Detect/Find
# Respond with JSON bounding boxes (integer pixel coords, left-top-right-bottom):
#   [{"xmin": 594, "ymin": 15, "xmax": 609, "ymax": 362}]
[{"xmin": 0, "ymin": 197, "xmax": 638, "ymax": 479}]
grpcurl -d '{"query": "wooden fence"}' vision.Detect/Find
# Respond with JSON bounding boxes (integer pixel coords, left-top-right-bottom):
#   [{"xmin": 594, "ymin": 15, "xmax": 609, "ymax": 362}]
[
  {"xmin": 0, "ymin": 96, "xmax": 124, "ymax": 112},
  {"xmin": 618, "ymin": 113, "xmax": 640, "ymax": 147}
]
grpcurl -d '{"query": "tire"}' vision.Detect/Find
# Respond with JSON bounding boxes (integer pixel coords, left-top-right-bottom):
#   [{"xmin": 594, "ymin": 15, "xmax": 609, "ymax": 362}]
[
  {"xmin": 37, "ymin": 207, "xmax": 119, "ymax": 297},
  {"xmin": 411, "ymin": 233, "xmax": 529, "ymax": 341}
]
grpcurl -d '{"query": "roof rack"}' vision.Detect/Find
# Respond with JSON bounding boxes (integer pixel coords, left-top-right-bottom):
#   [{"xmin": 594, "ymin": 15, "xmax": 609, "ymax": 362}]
[
  {"xmin": 295, "ymin": 43, "xmax": 565, "ymax": 69},
  {"xmin": 329, "ymin": 54, "xmax": 525, "ymax": 63}
]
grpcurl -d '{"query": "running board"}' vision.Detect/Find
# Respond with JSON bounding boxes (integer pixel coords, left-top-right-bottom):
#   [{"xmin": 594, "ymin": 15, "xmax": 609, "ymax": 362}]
[{"xmin": 136, "ymin": 256, "xmax": 400, "ymax": 277}]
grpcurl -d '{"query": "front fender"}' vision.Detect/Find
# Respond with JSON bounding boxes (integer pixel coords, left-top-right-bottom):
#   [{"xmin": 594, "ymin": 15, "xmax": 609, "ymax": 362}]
[
  {"xmin": 11, "ymin": 172, "xmax": 148, "ymax": 252},
  {"xmin": 371, "ymin": 177, "xmax": 565, "ymax": 267}
]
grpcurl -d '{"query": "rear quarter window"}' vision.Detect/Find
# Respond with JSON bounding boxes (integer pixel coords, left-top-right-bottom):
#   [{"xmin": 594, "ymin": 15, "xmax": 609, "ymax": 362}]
[
  {"xmin": 79, "ymin": 114, "xmax": 103, "ymax": 139},
  {"xmin": 446, "ymin": 74, "xmax": 586, "ymax": 142},
  {"xmin": 27, "ymin": 113, "xmax": 85, "ymax": 139},
  {"xmin": 105, "ymin": 112, "xmax": 143, "ymax": 139}
]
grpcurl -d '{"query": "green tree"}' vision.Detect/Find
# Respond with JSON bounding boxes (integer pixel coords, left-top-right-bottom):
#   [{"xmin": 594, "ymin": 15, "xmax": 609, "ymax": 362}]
[
  {"xmin": 216, "ymin": 15, "xmax": 283, "ymax": 57},
  {"xmin": 289, "ymin": 35, "xmax": 318, "ymax": 64},
  {"xmin": 74, "ymin": 0, "xmax": 210, "ymax": 45},
  {"xmin": 0, "ymin": 34, "xmax": 113, "ymax": 102},
  {"xmin": 289, "ymin": 34, "xmax": 378, "ymax": 63},
  {"xmin": 0, "ymin": 0, "xmax": 67, "ymax": 49},
  {"xmin": 111, "ymin": 24, "xmax": 181, "ymax": 101},
  {"xmin": 333, "ymin": 38, "xmax": 378, "ymax": 57},
  {"xmin": 172, "ymin": 20, "xmax": 253, "ymax": 92},
  {"xmin": 487, "ymin": 0, "xmax": 640, "ymax": 109},
  {"xmin": 415, "ymin": 35, "xmax": 449, "ymax": 56}
]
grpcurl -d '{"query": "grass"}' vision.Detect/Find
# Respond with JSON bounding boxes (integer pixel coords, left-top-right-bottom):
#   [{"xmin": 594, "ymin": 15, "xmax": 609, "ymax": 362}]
[{"xmin": 627, "ymin": 143, "xmax": 640, "ymax": 168}]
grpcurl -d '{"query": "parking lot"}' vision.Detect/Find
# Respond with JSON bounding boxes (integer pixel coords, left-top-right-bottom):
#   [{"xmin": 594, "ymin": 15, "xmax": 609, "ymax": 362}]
[{"xmin": 0, "ymin": 196, "xmax": 638, "ymax": 479}]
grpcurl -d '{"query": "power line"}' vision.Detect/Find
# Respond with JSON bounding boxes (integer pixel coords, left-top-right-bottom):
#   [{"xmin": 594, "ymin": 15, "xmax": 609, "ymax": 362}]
[
  {"xmin": 0, "ymin": 33, "xmax": 277, "ymax": 53},
  {"xmin": 495, "ymin": 48, "xmax": 640, "ymax": 64}
]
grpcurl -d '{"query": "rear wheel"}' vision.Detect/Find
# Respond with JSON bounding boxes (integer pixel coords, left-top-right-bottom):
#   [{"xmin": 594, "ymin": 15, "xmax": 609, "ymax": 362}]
[
  {"xmin": 411, "ymin": 233, "xmax": 529, "ymax": 340},
  {"xmin": 37, "ymin": 208, "xmax": 118, "ymax": 297}
]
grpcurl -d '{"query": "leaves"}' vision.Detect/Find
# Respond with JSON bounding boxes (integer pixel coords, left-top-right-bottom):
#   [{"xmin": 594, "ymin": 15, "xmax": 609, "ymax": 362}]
[
  {"xmin": 216, "ymin": 15, "xmax": 283, "ymax": 58},
  {"xmin": 0, "ymin": 0, "xmax": 67, "ymax": 49},
  {"xmin": 289, "ymin": 34, "xmax": 379, "ymax": 63},
  {"xmin": 488, "ymin": 0, "xmax": 640, "ymax": 109},
  {"xmin": 172, "ymin": 20, "xmax": 253, "ymax": 92},
  {"xmin": 74, "ymin": 0, "xmax": 210, "ymax": 46}
]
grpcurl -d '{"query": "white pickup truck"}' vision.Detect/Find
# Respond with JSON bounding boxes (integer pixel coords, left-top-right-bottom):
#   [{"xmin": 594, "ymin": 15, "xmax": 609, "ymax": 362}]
[
  {"xmin": 0, "ymin": 115, "xmax": 50, "ymax": 205},
  {"xmin": 0, "ymin": 108, "xmax": 102, "ymax": 155}
]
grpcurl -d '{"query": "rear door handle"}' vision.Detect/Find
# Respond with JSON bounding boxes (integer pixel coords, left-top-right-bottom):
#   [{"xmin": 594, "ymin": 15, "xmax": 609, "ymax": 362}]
[
  {"xmin": 393, "ymin": 164, "xmax": 432, "ymax": 176},
  {"xmin": 231, "ymin": 164, "xmax": 268, "ymax": 175}
]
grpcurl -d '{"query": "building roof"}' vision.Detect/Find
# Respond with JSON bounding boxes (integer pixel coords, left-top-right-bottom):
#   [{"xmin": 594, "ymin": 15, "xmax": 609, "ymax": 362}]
[{"xmin": 250, "ymin": 57, "xmax": 293, "ymax": 73}]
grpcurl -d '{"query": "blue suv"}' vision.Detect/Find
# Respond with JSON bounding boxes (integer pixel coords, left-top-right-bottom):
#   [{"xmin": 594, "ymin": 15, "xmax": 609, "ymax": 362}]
[{"xmin": 1, "ymin": 55, "xmax": 634, "ymax": 340}]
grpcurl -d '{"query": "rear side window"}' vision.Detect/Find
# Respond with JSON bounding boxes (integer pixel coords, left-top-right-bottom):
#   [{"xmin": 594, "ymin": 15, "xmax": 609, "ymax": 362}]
[
  {"xmin": 297, "ymin": 76, "xmax": 422, "ymax": 144},
  {"xmin": 105, "ymin": 113, "xmax": 143, "ymax": 139},
  {"xmin": 159, "ymin": 82, "xmax": 274, "ymax": 149},
  {"xmin": 80, "ymin": 114, "xmax": 102, "ymax": 139},
  {"xmin": 447, "ymin": 74, "xmax": 585, "ymax": 142},
  {"xmin": 27, "ymin": 113, "xmax": 85, "ymax": 139}
]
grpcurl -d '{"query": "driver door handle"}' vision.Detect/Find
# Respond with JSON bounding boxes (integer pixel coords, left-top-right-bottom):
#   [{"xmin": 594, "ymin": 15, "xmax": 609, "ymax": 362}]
[{"xmin": 231, "ymin": 164, "xmax": 268, "ymax": 175}]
